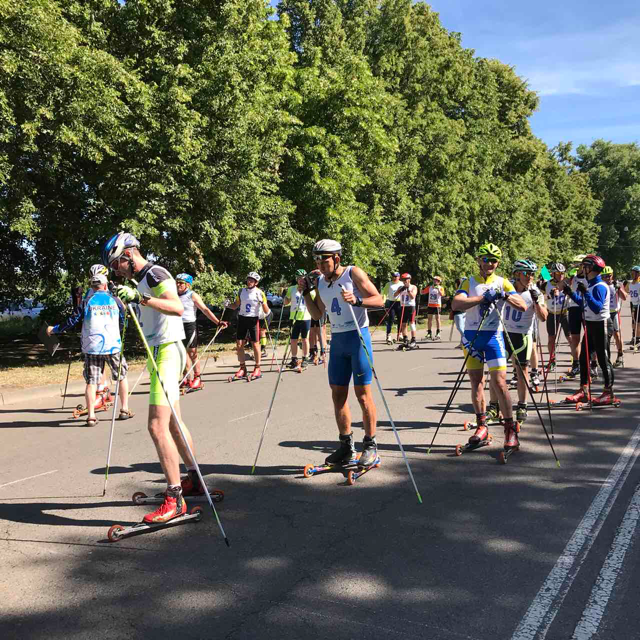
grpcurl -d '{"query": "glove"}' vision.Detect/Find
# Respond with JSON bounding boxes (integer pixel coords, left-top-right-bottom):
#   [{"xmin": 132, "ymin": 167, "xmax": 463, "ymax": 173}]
[
  {"xmin": 116, "ymin": 285, "xmax": 141, "ymax": 304},
  {"xmin": 615, "ymin": 281, "xmax": 622, "ymax": 291},
  {"xmin": 576, "ymin": 282, "xmax": 587, "ymax": 295},
  {"xmin": 482, "ymin": 289, "xmax": 502, "ymax": 304},
  {"xmin": 398, "ymin": 285, "xmax": 407, "ymax": 292},
  {"xmin": 530, "ymin": 288, "xmax": 539, "ymax": 302},
  {"xmin": 301, "ymin": 273, "xmax": 318, "ymax": 297},
  {"xmin": 562, "ymin": 284, "xmax": 572, "ymax": 296},
  {"xmin": 623, "ymin": 280, "xmax": 628, "ymax": 287}
]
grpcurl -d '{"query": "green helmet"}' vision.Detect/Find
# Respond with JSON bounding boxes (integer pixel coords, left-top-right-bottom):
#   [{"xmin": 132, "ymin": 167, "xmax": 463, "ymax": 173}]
[
  {"xmin": 568, "ymin": 268, "xmax": 578, "ymax": 277},
  {"xmin": 601, "ymin": 266, "xmax": 613, "ymax": 275},
  {"xmin": 295, "ymin": 269, "xmax": 307, "ymax": 277},
  {"xmin": 512, "ymin": 259, "xmax": 537, "ymax": 273},
  {"xmin": 476, "ymin": 243, "xmax": 502, "ymax": 259}
]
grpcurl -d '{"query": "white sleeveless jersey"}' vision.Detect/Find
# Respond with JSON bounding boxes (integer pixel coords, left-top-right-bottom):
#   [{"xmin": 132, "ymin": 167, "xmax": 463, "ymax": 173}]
[
  {"xmin": 179, "ymin": 289, "xmax": 196, "ymax": 323},
  {"xmin": 609, "ymin": 285, "xmax": 619, "ymax": 313},
  {"xmin": 317, "ymin": 266, "xmax": 369, "ymax": 333},
  {"xmin": 568, "ymin": 276, "xmax": 587, "ymax": 309},
  {"xmin": 136, "ymin": 264, "xmax": 185, "ymax": 347},
  {"xmin": 399, "ymin": 285, "xmax": 416, "ymax": 307},
  {"xmin": 545, "ymin": 280, "xmax": 568, "ymax": 314},
  {"xmin": 503, "ymin": 287, "xmax": 541, "ymax": 335},
  {"xmin": 427, "ymin": 285, "xmax": 444, "ymax": 308},
  {"xmin": 239, "ymin": 287, "xmax": 266, "ymax": 317},
  {"xmin": 584, "ymin": 280, "xmax": 610, "ymax": 321},
  {"xmin": 629, "ymin": 280, "xmax": 640, "ymax": 306},
  {"xmin": 457, "ymin": 274, "xmax": 515, "ymax": 332}
]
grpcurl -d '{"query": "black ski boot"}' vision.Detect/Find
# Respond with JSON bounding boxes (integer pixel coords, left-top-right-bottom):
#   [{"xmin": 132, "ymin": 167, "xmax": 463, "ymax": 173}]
[
  {"xmin": 358, "ymin": 436, "xmax": 379, "ymax": 468},
  {"xmin": 325, "ymin": 433, "xmax": 357, "ymax": 465},
  {"xmin": 287, "ymin": 357, "xmax": 298, "ymax": 369}
]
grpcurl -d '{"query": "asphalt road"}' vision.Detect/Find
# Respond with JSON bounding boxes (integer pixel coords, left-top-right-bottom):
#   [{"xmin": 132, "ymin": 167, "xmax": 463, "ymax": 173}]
[{"xmin": 1, "ymin": 313, "xmax": 639, "ymax": 640}]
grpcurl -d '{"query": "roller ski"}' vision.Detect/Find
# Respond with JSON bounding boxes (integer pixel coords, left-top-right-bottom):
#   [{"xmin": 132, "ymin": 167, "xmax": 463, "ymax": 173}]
[
  {"xmin": 530, "ymin": 370, "xmax": 541, "ymax": 392},
  {"xmin": 131, "ymin": 489, "xmax": 224, "ymax": 505},
  {"xmin": 545, "ymin": 360, "xmax": 556, "ymax": 374},
  {"xmin": 558, "ymin": 363, "xmax": 580, "ymax": 383},
  {"xmin": 247, "ymin": 366, "xmax": 263, "ymax": 382},
  {"xmin": 629, "ymin": 339, "xmax": 639, "ymax": 353},
  {"xmin": 577, "ymin": 389, "xmax": 621, "ymax": 411},
  {"xmin": 433, "ymin": 332, "xmax": 442, "ymax": 341},
  {"xmin": 71, "ymin": 388, "xmax": 113, "ymax": 419},
  {"xmin": 551, "ymin": 388, "xmax": 590, "ymax": 407},
  {"xmin": 612, "ymin": 354, "xmax": 624, "ymax": 368},
  {"xmin": 228, "ymin": 365, "xmax": 247, "ymax": 383},
  {"xmin": 425, "ymin": 331, "xmax": 433, "ymax": 342},
  {"xmin": 346, "ymin": 436, "xmax": 380, "ymax": 485},
  {"xmin": 498, "ymin": 421, "xmax": 520, "ymax": 464},
  {"xmin": 386, "ymin": 336, "xmax": 393, "ymax": 345},
  {"xmin": 304, "ymin": 433, "xmax": 359, "ymax": 478},
  {"xmin": 456, "ymin": 423, "xmax": 492, "ymax": 456},
  {"xmin": 181, "ymin": 376, "xmax": 204, "ymax": 395},
  {"xmin": 108, "ymin": 505, "xmax": 204, "ymax": 542}
]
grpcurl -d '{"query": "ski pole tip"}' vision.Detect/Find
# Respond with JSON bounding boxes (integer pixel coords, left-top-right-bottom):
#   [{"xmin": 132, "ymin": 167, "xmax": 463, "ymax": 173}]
[
  {"xmin": 417, "ymin": 493, "xmax": 423, "ymax": 504},
  {"xmin": 250, "ymin": 466, "xmax": 256, "ymax": 475},
  {"xmin": 556, "ymin": 460, "xmax": 561, "ymax": 468},
  {"xmin": 225, "ymin": 538, "xmax": 230, "ymax": 547}
]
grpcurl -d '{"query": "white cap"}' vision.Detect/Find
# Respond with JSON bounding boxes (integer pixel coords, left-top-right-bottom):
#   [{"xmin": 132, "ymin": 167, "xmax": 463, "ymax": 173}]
[{"xmin": 91, "ymin": 274, "xmax": 108, "ymax": 286}]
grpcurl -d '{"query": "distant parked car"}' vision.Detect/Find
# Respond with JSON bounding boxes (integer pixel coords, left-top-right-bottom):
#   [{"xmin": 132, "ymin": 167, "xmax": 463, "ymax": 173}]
[
  {"xmin": 0, "ymin": 299, "xmax": 44, "ymax": 321},
  {"xmin": 266, "ymin": 292, "xmax": 283, "ymax": 307}
]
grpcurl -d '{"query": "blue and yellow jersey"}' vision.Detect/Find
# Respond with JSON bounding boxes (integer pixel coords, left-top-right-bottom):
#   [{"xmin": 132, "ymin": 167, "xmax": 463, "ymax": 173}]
[{"xmin": 456, "ymin": 274, "xmax": 515, "ymax": 332}]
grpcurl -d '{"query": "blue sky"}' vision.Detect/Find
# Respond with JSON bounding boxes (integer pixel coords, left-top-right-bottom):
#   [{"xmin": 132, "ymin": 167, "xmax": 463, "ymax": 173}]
[{"xmin": 269, "ymin": 1, "xmax": 640, "ymax": 150}]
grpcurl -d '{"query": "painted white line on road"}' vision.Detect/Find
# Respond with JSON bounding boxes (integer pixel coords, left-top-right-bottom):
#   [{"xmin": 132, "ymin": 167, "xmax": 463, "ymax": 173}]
[
  {"xmin": 229, "ymin": 409, "xmax": 267, "ymax": 423},
  {"xmin": 511, "ymin": 422, "xmax": 640, "ymax": 640},
  {"xmin": 0, "ymin": 470, "xmax": 58, "ymax": 489},
  {"xmin": 571, "ymin": 481, "xmax": 640, "ymax": 639},
  {"xmin": 409, "ymin": 365, "xmax": 425, "ymax": 371}
]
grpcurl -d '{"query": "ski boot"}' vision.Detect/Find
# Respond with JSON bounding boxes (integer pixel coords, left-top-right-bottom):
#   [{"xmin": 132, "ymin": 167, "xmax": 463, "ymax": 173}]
[
  {"xmin": 499, "ymin": 420, "xmax": 520, "ymax": 463},
  {"xmin": 301, "ymin": 356, "xmax": 309, "ymax": 369},
  {"xmin": 181, "ymin": 470, "xmax": 205, "ymax": 497},
  {"xmin": 516, "ymin": 403, "xmax": 528, "ymax": 423},
  {"xmin": 456, "ymin": 421, "xmax": 492, "ymax": 455},
  {"xmin": 590, "ymin": 388, "xmax": 621, "ymax": 408},
  {"xmin": 396, "ymin": 338, "xmax": 409, "ymax": 351},
  {"xmin": 186, "ymin": 376, "xmax": 204, "ymax": 393},
  {"xmin": 260, "ymin": 346, "xmax": 267, "ymax": 359},
  {"xmin": 589, "ymin": 365, "xmax": 598, "ymax": 380},
  {"xmin": 228, "ymin": 365, "xmax": 247, "ymax": 382},
  {"xmin": 486, "ymin": 402, "xmax": 501, "ymax": 423},
  {"xmin": 310, "ymin": 348, "xmax": 319, "ymax": 365},
  {"xmin": 545, "ymin": 360, "xmax": 556, "ymax": 374},
  {"xmin": 613, "ymin": 354, "xmax": 624, "ymax": 368},
  {"xmin": 530, "ymin": 369, "xmax": 541, "ymax": 388},
  {"xmin": 318, "ymin": 350, "xmax": 326, "ymax": 365},
  {"xmin": 426, "ymin": 331, "xmax": 433, "ymax": 341},
  {"xmin": 434, "ymin": 331, "xmax": 441, "ymax": 341},
  {"xmin": 386, "ymin": 335, "xmax": 393, "ymax": 345},
  {"xmin": 563, "ymin": 362, "xmax": 580, "ymax": 381},
  {"xmin": 143, "ymin": 490, "xmax": 187, "ymax": 524},
  {"xmin": 248, "ymin": 366, "xmax": 262, "ymax": 381},
  {"xmin": 287, "ymin": 357, "xmax": 298, "ymax": 369},
  {"xmin": 409, "ymin": 338, "xmax": 419, "ymax": 350},
  {"xmin": 180, "ymin": 377, "xmax": 190, "ymax": 392},
  {"xmin": 508, "ymin": 373, "xmax": 518, "ymax": 390},
  {"xmin": 565, "ymin": 388, "xmax": 590, "ymax": 404},
  {"xmin": 325, "ymin": 433, "xmax": 357, "ymax": 466},
  {"xmin": 358, "ymin": 436, "xmax": 378, "ymax": 468}
]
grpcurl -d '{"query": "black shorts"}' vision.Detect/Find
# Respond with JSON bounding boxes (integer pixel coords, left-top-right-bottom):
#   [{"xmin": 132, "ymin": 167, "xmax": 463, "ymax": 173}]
[
  {"xmin": 546, "ymin": 314, "xmax": 569, "ymax": 341},
  {"xmin": 427, "ymin": 307, "xmax": 441, "ymax": 315},
  {"xmin": 568, "ymin": 307, "xmax": 582, "ymax": 335},
  {"xmin": 505, "ymin": 332, "xmax": 532, "ymax": 366},
  {"xmin": 291, "ymin": 319, "xmax": 311, "ymax": 340},
  {"xmin": 400, "ymin": 307, "xmax": 416, "ymax": 323},
  {"xmin": 182, "ymin": 321, "xmax": 198, "ymax": 349},
  {"xmin": 237, "ymin": 314, "xmax": 260, "ymax": 343},
  {"xmin": 311, "ymin": 314, "xmax": 326, "ymax": 328}
]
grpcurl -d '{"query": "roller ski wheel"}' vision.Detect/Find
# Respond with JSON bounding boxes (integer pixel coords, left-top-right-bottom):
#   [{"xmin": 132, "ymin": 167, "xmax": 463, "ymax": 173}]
[
  {"xmin": 302, "ymin": 458, "xmax": 359, "ymax": 479},
  {"xmin": 455, "ymin": 435, "xmax": 492, "ymax": 456},
  {"xmin": 71, "ymin": 400, "xmax": 111, "ymax": 419},
  {"xmin": 346, "ymin": 456, "xmax": 381, "ymax": 485},
  {"xmin": 577, "ymin": 398, "xmax": 621, "ymax": 411},
  {"xmin": 227, "ymin": 367, "xmax": 247, "ymax": 383},
  {"xmin": 181, "ymin": 383, "xmax": 204, "ymax": 395},
  {"xmin": 132, "ymin": 490, "xmax": 223, "ymax": 504},
  {"xmin": 107, "ymin": 506, "xmax": 203, "ymax": 542}
]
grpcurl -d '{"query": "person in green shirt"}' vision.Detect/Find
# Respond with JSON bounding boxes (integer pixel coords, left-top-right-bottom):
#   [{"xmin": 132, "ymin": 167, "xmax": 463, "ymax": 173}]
[{"xmin": 284, "ymin": 269, "xmax": 313, "ymax": 369}]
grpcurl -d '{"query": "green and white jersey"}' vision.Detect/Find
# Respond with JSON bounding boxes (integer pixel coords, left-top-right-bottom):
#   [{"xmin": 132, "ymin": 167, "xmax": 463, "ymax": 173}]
[
  {"xmin": 382, "ymin": 281, "xmax": 403, "ymax": 303},
  {"xmin": 136, "ymin": 264, "xmax": 186, "ymax": 347},
  {"xmin": 287, "ymin": 285, "xmax": 312, "ymax": 321}
]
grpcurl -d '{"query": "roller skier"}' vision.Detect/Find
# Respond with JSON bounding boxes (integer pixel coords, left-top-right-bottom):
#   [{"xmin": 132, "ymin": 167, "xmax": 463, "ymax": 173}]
[{"xmin": 394, "ymin": 273, "xmax": 418, "ymax": 349}]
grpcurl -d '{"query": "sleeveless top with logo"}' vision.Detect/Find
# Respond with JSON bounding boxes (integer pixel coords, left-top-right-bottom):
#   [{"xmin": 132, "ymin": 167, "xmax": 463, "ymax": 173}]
[
  {"xmin": 179, "ymin": 289, "xmax": 197, "ymax": 323},
  {"xmin": 317, "ymin": 266, "xmax": 369, "ymax": 333}
]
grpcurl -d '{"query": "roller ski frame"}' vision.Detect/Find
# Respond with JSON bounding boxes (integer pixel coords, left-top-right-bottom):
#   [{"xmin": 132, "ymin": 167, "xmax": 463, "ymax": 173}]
[
  {"xmin": 576, "ymin": 398, "xmax": 621, "ymax": 411},
  {"xmin": 455, "ymin": 434, "xmax": 493, "ymax": 456},
  {"xmin": 180, "ymin": 382, "xmax": 204, "ymax": 396},
  {"xmin": 71, "ymin": 390, "xmax": 113, "ymax": 419},
  {"xmin": 227, "ymin": 366, "xmax": 247, "ymax": 383},
  {"xmin": 131, "ymin": 490, "xmax": 224, "ymax": 505},
  {"xmin": 397, "ymin": 341, "xmax": 420, "ymax": 351},
  {"xmin": 499, "ymin": 446, "xmax": 520, "ymax": 464},
  {"xmin": 303, "ymin": 457, "xmax": 360, "ymax": 479},
  {"xmin": 107, "ymin": 506, "xmax": 203, "ymax": 542},
  {"xmin": 346, "ymin": 456, "xmax": 381, "ymax": 485}
]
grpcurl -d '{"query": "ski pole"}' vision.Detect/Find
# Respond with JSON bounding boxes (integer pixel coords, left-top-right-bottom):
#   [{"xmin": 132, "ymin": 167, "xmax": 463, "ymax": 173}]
[
  {"xmin": 103, "ymin": 311, "xmax": 129, "ymax": 496},
  {"xmin": 581, "ymin": 307, "xmax": 593, "ymax": 412},
  {"xmin": 180, "ymin": 312, "xmax": 227, "ymax": 386},
  {"xmin": 61, "ymin": 350, "xmax": 73, "ymax": 409},
  {"xmin": 369, "ymin": 304, "xmax": 393, "ymax": 338},
  {"xmin": 534, "ymin": 315, "xmax": 555, "ymax": 438},
  {"xmin": 551, "ymin": 294, "xmax": 567, "ymax": 395},
  {"xmin": 250, "ymin": 338, "xmax": 292, "ymax": 474},
  {"xmin": 340, "ymin": 286, "xmax": 423, "ymax": 504},
  {"xmin": 427, "ymin": 304, "xmax": 493, "ymax": 454},
  {"xmin": 127, "ymin": 304, "xmax": 230, "ymax": 547},
  {"xmin": 269, "ymin": 306, "xmax": 285, "ymax": 372},
  {"xmin": 500, "ymin": 311, "xmax": 560, "ymax": 466}
]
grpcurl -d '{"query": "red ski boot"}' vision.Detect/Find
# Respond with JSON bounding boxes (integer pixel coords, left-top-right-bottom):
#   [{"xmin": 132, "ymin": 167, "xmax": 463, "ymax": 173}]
[
  {"xmin": 181, "ymin": 471, "xmax": 205, "ymax": 497},
  {"xmin": 565, "ymin": 388, "xmax": 590, "ymax": 404},
  {"xmin": 503, "ymin": 420, "xmax": 520, "ymax": 450},
  {"xmin": 593, "ymin": 388, "xmax": 616, "ymax": 406},
  {"xmin": 469, "ymin": 422, "xmax": 489, "ymax": 445},
  {"xmin": 248, "ymin": 366, "xmax": 262, "ymax": 381},
  {"xmin": 143, "ymin": 492, "xmax": 186, "ymax": 524},
  {"xmin": 228, "ymin": 366, "xmax": 247, "ymax": 382},
  {"xmin": 188, "ymin": 376, "xmax": 204, "ymax": 391}
]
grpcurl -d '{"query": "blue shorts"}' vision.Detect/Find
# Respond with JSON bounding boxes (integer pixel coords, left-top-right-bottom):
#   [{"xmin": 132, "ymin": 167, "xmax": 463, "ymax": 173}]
[
  {"xmin": 328, "ymin": 328, "xmax": 373, "ymax": 387},
  {"xmin": 463, "ymin": 330, "xmax": 507, "ymax": 372}
]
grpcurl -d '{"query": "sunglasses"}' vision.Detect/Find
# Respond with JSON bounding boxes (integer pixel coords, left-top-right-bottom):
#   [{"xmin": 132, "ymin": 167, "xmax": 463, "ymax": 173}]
[
  {"xmin": 481, "ymin": 257, "xmax": 499, "ymax": 264},
  {"xmin": 314, "ymin": 254, "xmax": 334, "ymax": 261}
]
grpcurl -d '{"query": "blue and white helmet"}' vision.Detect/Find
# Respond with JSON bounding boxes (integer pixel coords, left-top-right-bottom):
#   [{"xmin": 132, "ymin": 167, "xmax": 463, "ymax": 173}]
[
  {"xmin": 176, "ymin": 273, "xmax": 193, "ymax": 285},
  {"xmin": 103, "ymin": 232, "xmax": 140, "ymax": 267},
  {"xmin": 632, "ymin": 265, "xmax": 640, "ymax": 273},
  {"xmin": 513, "ymin": 259, "xmax": 538, "ymax": 274}
]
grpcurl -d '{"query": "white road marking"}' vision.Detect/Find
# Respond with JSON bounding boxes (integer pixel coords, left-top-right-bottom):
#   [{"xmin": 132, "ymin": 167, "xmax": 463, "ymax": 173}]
[
  {"xmin": 229, "ymin": 409, "xmax": 268, "ymax": 423},
  {"xmin": 0, "ymin": 470, "xmax": 58, "ymax": 489},
  {"xmin": 409, "ymin": 365, "xmax": 425, "ymax": 371},
  {"xmin": 511, "ymin": 422, "xmax": 640, "ymax": 640},
  {"xmin": 571, "ymin": 481, "xmax": 640, "ymax": 639}
]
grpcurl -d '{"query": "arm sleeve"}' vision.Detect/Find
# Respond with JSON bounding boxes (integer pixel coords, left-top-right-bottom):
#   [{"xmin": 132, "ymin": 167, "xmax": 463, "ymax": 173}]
[
  {"xmin": 503, "ymin": 280, "xmax": 516, "ymax": 294},
  {"xmin": 53, "ymin": 304, "xmax": 84, "ymax": 334},
  {"xmin": 456, "ymin": 280, "xmax": 470, "ymax": 297}
]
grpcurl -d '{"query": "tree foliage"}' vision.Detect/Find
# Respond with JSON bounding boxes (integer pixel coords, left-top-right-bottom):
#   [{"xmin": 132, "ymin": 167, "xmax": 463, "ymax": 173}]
[{"xmin": 0, "ymin": 0, "xmax": 606, "ymax": 308}]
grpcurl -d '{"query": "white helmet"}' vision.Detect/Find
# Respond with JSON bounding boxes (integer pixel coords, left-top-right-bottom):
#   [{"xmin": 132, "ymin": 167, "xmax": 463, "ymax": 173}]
[
  {"xmin": 312, "ymin": 239, "xmax": 342, "ymax": 255},
  {"xmin": 247, "ymin": 271, "xmax": 261, "ymax": 283},
  {"xmin": 89, "ymin": 264, "xmax": 108, "ymax": 278}
]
